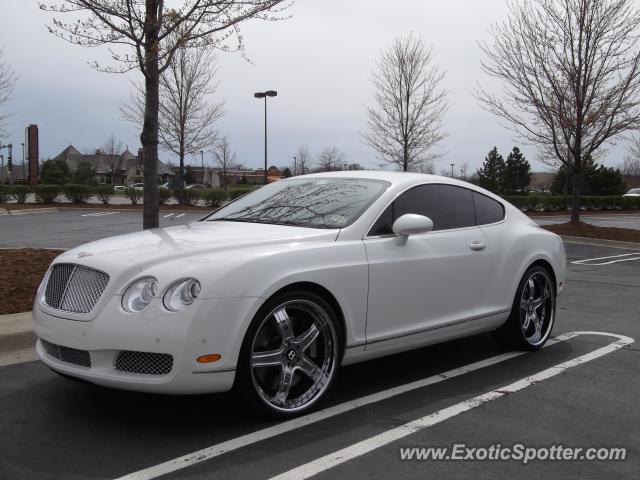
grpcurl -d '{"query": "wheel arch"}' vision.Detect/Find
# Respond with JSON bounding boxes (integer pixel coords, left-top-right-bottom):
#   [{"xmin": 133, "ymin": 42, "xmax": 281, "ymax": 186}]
[
  {"xmin": 264, "ymin": 281, "xmax": 347, "ymax": 353},
  {"xmin": 527, "ymin": 259, "xmax": 558, "ymax": 293}
]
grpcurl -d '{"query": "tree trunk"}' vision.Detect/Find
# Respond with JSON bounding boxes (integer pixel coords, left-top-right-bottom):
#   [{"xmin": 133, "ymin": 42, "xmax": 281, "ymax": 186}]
[
  {"xmin": 570, "ymin": 169, "xmax": 581, "ymax": 224},
  {"xmin": 141, "ymin": 1, "xmax": 160, "ymax": 229},
  {"xmin": 178, "ymin": 151, "xmax": 185, "ymax": 204}
]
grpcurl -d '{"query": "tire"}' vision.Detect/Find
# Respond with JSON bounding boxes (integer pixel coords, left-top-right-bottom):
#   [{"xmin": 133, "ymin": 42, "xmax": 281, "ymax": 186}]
[
  {"xmin": 493, "ymin": 265, "xmax": 556, "ymax": 350},
  {"xmin": 234, "ymin": 289, "xmax": 343, "ymax": 417}
]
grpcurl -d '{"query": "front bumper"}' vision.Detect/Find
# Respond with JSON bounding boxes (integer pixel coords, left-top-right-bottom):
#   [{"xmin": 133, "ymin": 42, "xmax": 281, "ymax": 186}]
[{"xmin": 33, "ymin": 295, "xmax": 262, "ymax": 394}]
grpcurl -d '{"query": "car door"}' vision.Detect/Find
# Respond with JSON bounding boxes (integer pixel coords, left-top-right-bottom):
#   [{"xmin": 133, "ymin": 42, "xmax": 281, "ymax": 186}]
[{"xmin": 364, "ymin": 184, "xmax": 492, "ymax": 344}]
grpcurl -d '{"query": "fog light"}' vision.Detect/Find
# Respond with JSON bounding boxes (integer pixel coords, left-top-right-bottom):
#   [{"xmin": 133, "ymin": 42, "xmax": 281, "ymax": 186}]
[{"xmin": 197, "ymin": 354, "xmax": 222, "ymax": 363}]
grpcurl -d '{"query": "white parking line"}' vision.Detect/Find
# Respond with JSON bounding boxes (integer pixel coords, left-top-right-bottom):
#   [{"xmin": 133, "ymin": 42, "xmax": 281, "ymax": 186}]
[
  {"xmin": 80, "ymin": 212, "xmax": 119, "ymax": 217},
  {"xmin": 115, "ymin": 331, "xmax": 627, "ymax": 480},
  {"xmin": 163, "ymin": 213, "xmax": 174, "ymax": 218},
  {"xmin": 571, "ymin": 252, "xmax": 640, "ymax": 265},
  {"xmin": 175, "ymin": 213, "xmax": 185, "ymax": 218},
  {"xmin": 269, "ymin": 331, "xmax": 633, "ymax": 480}
]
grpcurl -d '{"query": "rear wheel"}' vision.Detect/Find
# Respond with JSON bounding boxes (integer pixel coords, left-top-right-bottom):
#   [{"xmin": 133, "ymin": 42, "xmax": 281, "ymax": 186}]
[
  {"xmin": 236, "ymin": 290, "xmax": 341, "ymax": 417},
  {"xmin": 494, "ymin": 266, "xmax": 556, "ymax": 350}
]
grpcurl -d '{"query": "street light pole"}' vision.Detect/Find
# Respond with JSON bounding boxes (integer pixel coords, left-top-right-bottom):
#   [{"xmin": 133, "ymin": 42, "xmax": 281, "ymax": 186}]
[
  {"xmin": 200, "ymin": 150, "xmax": 204, "ymax": 184},
  {"xmin": 450, "ymin": 163, "xmax": 455, "ymax": 178},
  {"xmin": 254, "ymin": 90, "xmax": 277, "ymax": 184},
  {"xmin": 293, "ymin": 156, "xmax": 297, "ymax": 176}
]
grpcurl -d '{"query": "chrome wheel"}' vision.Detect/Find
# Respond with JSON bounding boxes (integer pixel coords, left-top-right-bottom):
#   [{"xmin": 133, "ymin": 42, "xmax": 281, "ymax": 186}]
[
  {"xmin": 519, "ymin": 270, "xmax": 555, "ymax": 346},
  {"xmin": 250, "ymin": 299, "xmax": 338, "ymax": 413}
]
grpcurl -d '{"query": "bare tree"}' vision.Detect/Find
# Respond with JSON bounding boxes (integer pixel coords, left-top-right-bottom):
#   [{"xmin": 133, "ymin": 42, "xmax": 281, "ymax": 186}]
[
  {"xmin": 101, "ymin": 134, "xmax": 123, "ymax": 186},
  {"xmin": 40, "ymin": 0, "xmax": 291, "ymax": 229},
  {"xmin": 477, "ymin": 0, "xmax": 640, "ymax": 223},
  {"xmin": 214, "ymin": 136, "xmax": 236, "ymax": 191},
  {"xmin": 316, "ymin": 146, "xmax": 346, "ymax": 172},
  {"xmin": 0, "ymin": 47, "xmax": 17, "ymax": 140},
  {"xmin": 121, "ymin": 40, "xmax": 224, "ymax": 194},
  {"xmin": 363, "ymin": 33, "xmax": 450, "ymax": 172},
  {"xmin": 293, "ymin": 144, "xmax": 313, "ymax": 175},
  {"xmin": 621, "ymin": 136, "xmax": 640, "ymax": 177}
]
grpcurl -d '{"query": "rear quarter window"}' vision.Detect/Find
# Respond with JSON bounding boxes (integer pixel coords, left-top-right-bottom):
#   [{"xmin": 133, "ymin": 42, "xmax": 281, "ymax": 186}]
[{"xmin": 473, "ymin": 191, "xmax": 505, "ymax": 225}]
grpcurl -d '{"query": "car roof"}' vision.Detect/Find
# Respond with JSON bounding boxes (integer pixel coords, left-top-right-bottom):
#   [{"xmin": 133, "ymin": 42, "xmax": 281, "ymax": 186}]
[{"xmin": 296, "ymin": 170, "xmax": 486, "ymax": 192}]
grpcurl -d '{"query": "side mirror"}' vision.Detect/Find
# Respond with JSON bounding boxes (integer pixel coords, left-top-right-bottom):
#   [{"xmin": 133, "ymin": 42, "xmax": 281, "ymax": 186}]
[{"xmin": 392, "ymin": 214, "xmax": 434, "ymax": 236}]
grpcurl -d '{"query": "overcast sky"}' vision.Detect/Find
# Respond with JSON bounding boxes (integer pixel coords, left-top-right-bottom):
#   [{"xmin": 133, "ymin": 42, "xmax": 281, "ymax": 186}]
[{"xmin": 0, "ymin": 0, "xmax": 632, "ymax": 173}]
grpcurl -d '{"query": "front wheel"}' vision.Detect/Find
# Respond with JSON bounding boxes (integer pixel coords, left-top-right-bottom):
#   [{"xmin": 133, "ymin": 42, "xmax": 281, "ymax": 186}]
[
  {"xmin": 494, "ymin": 266, "xmax": 556, "ymax": 350},
  {"xmin": 235, "ymin": 291, "xmax": 342, "ymax": 417}
]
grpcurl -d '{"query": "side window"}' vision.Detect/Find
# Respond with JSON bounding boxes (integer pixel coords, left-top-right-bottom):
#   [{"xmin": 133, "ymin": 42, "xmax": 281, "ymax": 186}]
[
  {"xmin": 367, "ymin": 184, "xmax": 475, "ymax": 235},
  {"xmin": 473, "ymin": 191, "xmax": 505, "ymax": 225}
]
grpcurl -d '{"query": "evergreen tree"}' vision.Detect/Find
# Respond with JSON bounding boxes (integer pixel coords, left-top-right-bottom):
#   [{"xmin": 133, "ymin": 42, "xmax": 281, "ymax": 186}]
[
  {"xmin": 551, "ymin": 157, "xmax": 626, "ymax": 195},
  {"xmin": 477, "ymin": 147, "xmax": 505, "ymax": 193},
  {"xmin": 502, "ymin": 147, "xmax": 531, "ymax": 194},
  {"xmin": 40, "ymin": 159, "xmax": 70, "ymax": 185},
  {"xmin": 71, "ymin": 161, "xmax": 96, "ymax": 185}
]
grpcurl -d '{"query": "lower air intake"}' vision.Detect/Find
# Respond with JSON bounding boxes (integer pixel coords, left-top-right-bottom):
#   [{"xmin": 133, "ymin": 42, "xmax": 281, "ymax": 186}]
[{"xmin": 114, "ymin": 351, "xmax": 173, "ymax": 376}]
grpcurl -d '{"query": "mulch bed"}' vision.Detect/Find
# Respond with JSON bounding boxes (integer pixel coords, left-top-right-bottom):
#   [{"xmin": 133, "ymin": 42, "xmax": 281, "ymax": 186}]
[
  {"xmin": 528, "ymin": 209, "xmax": 640, "ymax": 216},
  {"xmin": 0, "ymin": 249, "xmax": 65, "ymax": 315},
  {"xmin": 542, "ymin": 222, "xmax": 640, "ymax": 243}
]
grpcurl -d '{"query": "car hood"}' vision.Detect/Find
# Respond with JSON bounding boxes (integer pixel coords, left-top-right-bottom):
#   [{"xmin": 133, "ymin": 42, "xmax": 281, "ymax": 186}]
[{"xmin": 56, "ymin": 220, "xmax": 340, "ymax": 272}]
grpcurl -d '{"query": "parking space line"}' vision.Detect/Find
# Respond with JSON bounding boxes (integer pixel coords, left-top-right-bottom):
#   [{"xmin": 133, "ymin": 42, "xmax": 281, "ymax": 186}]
[
  {"xmin": 175, "ymin": 213, "xmax": 185, "ymax": 218},
  {"xmin": 163, "ymin": 213, "xmax": 174, "ymax": 218},
  {"xmin": 572, "ymin": 252, "xmax": 640, "ymax": 265},
  {"xmin": 116, "ymin": 331, "xmax": 609, "ymax": 480},
  {"xmin": 269, "ymin": 331, "xmax": 634, "ymax": 480}
]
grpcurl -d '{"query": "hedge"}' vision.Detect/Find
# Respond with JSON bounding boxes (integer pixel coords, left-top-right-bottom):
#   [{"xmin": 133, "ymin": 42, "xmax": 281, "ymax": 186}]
[
  {"xmin": 158, "ymin": 187, "xmax": 171, "ymax": 205},
  {"xmin": 63, "ymin": 184, "xmax": 93, "ymax": 204},
  {"xmin": 0, "ymin": 185, "xmax": 9, "ymax": 203},
  {"xmin": 34, "ymin": 184, "xmax": 60, "ymax": 204},
  {"xmin": 10, "ymin": 185, "xmax": 30, "ymax": 204},
  {"xmin": 202, "ymin": 189, "xmax": 227, "ymax": 208},
  {"xmin": 502, "ymin": 195, "xmax": 640, "ymax": 212},
  {"xmin": 124, "ymin": 186, "xmax": 142, "ymax": 205},
  {"xmin": 95, "ymin": 185, "xmax": 114, "ymax": 205}
]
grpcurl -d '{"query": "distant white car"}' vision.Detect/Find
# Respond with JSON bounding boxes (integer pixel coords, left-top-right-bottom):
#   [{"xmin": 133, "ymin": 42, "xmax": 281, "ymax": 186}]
[
  {"xmin": 114, "ymin": 185, "xmax": 126, "ymax": 193},
  {"xmin": 186, "ymin": 184, "xmax": 206, "ymax": 190},
  {"xmin": 131, "ymin": 183, "xmax": 144, "ymax": 192},
  {"xmin": 33, "ymin": 172, "xmax": 566, "ymax": 416},
  {"xmin": 623, "ymin": 188, "xmax": 640, "ymax": 197}
]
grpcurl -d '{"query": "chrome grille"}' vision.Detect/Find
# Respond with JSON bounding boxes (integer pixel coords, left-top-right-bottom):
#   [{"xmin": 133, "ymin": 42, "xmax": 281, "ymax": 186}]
[
  {"xmin": 114, "ymin": 351, "xmax": 173, "ymax": 376},
  {"xmin": 41, "ymin": 339, "xmax": 91, "ymax": 368},
  {"xmin": 44, "ymin": 263, "xmax": 109, "ymax": 314}
]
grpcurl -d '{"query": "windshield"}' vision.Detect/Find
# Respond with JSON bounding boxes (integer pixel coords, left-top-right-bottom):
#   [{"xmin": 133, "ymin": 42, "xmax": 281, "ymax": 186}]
[
  {"xmin": 206, "ymin": 178, "xmax": 389, "ymax": 229},
  {"xmin": 627, "ymin": 188, "xmax": 640, "ymax": 194}
]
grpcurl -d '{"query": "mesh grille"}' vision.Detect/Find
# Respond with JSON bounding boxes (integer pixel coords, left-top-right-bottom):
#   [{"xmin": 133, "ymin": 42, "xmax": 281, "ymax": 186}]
[
  {"xmin": 114, "ymin": 351, "xmax": 173, "ymax": 376},
  {"xmin": 44, "ymin": 263, "xmax": 109, "ymax": 314},
  {"xmin": 41, "ymin": 339, "xmax": 91, "ymax": 368}
]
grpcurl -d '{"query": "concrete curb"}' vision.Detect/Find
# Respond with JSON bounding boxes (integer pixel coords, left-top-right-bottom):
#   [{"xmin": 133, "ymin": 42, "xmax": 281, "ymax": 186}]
[
  {"xmin": 0, "ymin": 312, "xmax": 36, "ymax": 356},
  {"xmin": 1, "ymin": 207, "xmax": 59, "ymax": 215},
  {"xmin": 560, "ymin": 235, "xmax": 640, "ymax": 250}
]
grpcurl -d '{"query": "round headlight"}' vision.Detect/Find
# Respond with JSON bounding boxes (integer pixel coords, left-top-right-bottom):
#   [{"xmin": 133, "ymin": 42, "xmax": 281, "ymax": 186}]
[
  {"xmin": 163, "ymin": 278, "xmax": 201, "ymax": 312},
  {"xmin": 122, "ymin": 277, "xmax": 158, "ymax": 313}
]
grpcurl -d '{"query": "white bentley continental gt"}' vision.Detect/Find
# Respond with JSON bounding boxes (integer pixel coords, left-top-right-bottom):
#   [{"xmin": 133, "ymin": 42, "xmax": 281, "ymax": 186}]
[{"xmin": 33, "ymin": 172, "xmax": 566, "ymax": 415}]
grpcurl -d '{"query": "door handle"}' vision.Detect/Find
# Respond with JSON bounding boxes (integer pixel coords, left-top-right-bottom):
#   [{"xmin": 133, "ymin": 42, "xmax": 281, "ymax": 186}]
[{"xmin": 470, "ymin": 241, "xmax": 486, "ymax": 251}]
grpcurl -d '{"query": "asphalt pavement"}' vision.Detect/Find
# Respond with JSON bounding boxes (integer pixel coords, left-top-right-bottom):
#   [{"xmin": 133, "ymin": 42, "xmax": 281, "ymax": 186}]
[
  {"xmin": 535, "ymin": 212, "xmax": 640, "ymax": 230},
  {"xmin": 0, "ymin": 209, "xmax": 205, "ymax": 249},
  {"xmin": 0, "ymin": 242, "xmax": 638, "ymax": 480},
  {"xmin": 1, "ymin": 210, "xmax": 639, "ymax": 250}
]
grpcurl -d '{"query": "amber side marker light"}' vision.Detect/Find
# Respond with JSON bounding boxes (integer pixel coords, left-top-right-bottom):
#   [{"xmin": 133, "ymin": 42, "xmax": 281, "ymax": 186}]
[{"xmin": 197, "ymin": 354, "xmax": 222, "ymax": 363}]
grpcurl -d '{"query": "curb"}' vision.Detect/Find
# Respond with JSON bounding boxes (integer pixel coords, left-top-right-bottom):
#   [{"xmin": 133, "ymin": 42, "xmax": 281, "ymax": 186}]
[
  {"xmin": 2, "ymin": 207, "xmax": 59, "ymax": 215},
  {"xmin": 560, "ymin": 235, "xmax": 640, "ymax": 250},
  {"xmin": 0, "ymin": 312, "xmax": 35, "ymax": 356}
]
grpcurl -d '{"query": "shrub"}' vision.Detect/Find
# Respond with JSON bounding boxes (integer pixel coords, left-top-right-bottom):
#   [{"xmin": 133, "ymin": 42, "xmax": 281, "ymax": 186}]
[
  {"xmin": 125, "ymin": 186, "xmax": 142, "ymax": 205},
  {"xmin": 95, "ymin": 185, "xmax": 114, "ymax": 205},
  {"xmin": 228, "ymin": 188, "xmax": 249, "ymax": 200},
  {"xmin": 173, "ymin": 188, "xmax": 201, "ymax": 206},
  {"xmin": 0, "ymin": 185, "xmax": 8, "ymax": 203},
  {"xmin": 202, "ymin": 189, "xmax": 227, "ymax": 208},
  {"xmin": 10, "ymin": 185, "xmax": 30, "ymax": 204},
  {"xmin": 34, "ymin": 184, "xmax": 60, "ymax": 204},
  {"xmin": 63, "ymin": 184, "xmax": 93, "ymax": 204},
  {"xmin": 158, "ymin": 187, "xmax": 172, "ymax": 205}
]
